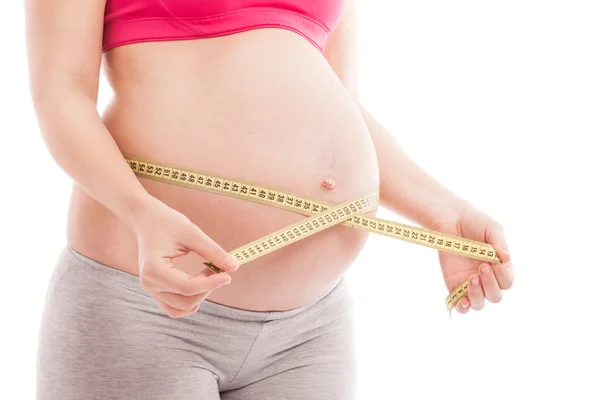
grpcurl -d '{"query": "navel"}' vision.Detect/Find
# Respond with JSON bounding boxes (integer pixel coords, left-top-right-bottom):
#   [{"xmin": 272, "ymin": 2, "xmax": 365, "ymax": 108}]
[{"xmin": 319, "ymin": 177, "xmax": 336, "ymax": 191}]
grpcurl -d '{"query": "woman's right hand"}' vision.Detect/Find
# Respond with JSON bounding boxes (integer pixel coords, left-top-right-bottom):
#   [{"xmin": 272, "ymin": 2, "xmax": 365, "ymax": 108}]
[{"xmin": 129, "ymin": 196, "xmax": 239, "ymax": 318}]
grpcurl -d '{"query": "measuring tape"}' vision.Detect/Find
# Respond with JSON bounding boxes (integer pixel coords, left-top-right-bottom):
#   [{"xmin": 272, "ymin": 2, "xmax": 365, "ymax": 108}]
[{"xmin": 125, "ymin": 155, "xmax": 500, "ymax": 313}]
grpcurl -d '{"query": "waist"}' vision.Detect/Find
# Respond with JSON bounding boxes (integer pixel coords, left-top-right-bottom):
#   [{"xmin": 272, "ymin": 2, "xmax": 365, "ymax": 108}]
[{"xmin": 69, "ymin": 111, "xmax": 379, "ymax": 311}]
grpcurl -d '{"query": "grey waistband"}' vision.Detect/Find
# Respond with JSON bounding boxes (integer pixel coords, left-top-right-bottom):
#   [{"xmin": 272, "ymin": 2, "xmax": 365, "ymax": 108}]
[{"xmin": 63, "ymin": 245, "xmax": 345, "ymax": 322}]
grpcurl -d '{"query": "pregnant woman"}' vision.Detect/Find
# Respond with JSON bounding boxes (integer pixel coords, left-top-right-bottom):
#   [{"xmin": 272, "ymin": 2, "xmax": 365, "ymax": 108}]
[{"xmin": 26, "ymin": 0, "xmax": 514, "ymax": 399}]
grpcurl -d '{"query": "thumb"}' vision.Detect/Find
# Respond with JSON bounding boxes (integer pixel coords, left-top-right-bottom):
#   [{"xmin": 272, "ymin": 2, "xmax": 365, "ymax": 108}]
[
  {"xmin": 180, "ymin": 223, "xmax": 239, "ymax": 272},
  {"xmin": 485, "ymin": 222, "xmax": 511, "ymax": 264}
]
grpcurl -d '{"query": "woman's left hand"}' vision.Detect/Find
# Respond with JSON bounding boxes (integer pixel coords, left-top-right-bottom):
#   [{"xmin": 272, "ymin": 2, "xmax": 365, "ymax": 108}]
[{"xmin": 433, "ymin": 205, "xmax": 514, "ymax": 314}]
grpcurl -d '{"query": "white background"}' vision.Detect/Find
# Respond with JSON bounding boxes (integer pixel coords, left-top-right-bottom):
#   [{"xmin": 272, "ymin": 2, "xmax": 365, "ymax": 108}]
[{"xmin": 1, "ymin": 1, "xmax": 599, "ymax": 399}]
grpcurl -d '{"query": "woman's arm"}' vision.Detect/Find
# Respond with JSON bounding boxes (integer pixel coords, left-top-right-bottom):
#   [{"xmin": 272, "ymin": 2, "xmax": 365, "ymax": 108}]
[
  {"xmin": 354, "ymin": 107, "xmax": 471, "ymax": 229},
  {"xmin": 324, "ymin": 0, "xmax": 514, "ymax": 313},
  {"xmin": 324, "ymin": 0, "xmax": 469, "ymax": 229},
  {"xmin": 25, "ymin": 0, "xmax": 152, "ymax": 227},
  {"xmin": 25, "ymin": 0, "xmax": 239, "ymax": 318}
]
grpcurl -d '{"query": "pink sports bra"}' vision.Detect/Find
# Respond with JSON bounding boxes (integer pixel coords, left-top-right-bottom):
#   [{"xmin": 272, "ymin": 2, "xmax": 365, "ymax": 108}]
[{"xmin": 103, "ymin": 0, "xmax": 345, "ymax": 53}]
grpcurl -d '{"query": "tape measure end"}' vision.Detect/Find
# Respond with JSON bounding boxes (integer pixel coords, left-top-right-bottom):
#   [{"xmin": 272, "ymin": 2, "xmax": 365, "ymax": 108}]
[{"xmin": 203, "ymin": 262, "xmax": 224, "ymax": 274}]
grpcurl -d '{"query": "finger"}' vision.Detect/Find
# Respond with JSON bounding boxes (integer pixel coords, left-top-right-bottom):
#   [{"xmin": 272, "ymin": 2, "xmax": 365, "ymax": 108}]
[
  {"xmin": 491, "ymin": 259, "xmax": 514, "ymax": 290},
  {"xmin": 156, "ymin": 290, "xmax": 212, "ymax": 312},
  {"xmin": 455, "ymin": 298, "xmax": 470, "ymax": 314},
  {"xmin": 485, "ymin": 222, "xmax": 511, "ymax": 264},
  {"xmin": 485, "ymin": 222, "xmax": 514, "ymax": 289},
  {"xmin": 182, "ymin": 225, "xmax": 239, "ymax": 272},
  {"xmin": 143, "ymin": 260, "xmax": 232, "ymax": 296},
  {"xmin": 467, "ymin": 273, "xmax": 485, "ymax": 311},
  {"xmin": 188, "ymin": 266, "xmax": 224, "ymax": 280},
  {"xmin": 152, "ymin": 295, "xmax": 201, "ymax": 319},
  {"xmin": 479, "ymin": 263, "xmax": 503, "ymax": 303}
]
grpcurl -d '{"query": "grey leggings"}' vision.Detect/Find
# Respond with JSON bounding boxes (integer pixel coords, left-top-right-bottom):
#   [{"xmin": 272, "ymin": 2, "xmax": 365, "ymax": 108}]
[{"xmin": 36, "ymin": 246, "xmax": 356, "ymax": 399}]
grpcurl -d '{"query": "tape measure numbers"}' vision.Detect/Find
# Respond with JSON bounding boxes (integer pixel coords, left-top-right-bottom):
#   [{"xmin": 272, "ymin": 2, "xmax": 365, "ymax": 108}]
[{"xmin": 125, "ymin": 155, "xmax": 500, "ymax": 313}]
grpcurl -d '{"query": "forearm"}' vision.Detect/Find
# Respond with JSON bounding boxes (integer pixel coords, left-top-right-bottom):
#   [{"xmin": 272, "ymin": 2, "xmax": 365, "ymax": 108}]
[
  {"xmin": 33, "ymin": 90, "xmax": 153, "ymax": 229},
  {"xmin": 358, "ymin": 104, "xmax": 471, "ymax": 229}
]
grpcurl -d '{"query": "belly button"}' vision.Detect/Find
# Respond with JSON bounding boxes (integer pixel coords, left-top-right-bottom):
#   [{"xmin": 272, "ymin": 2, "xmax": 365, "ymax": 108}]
[{"xmin": 319, "ymin": 177, "xmax": 336, "ymax": 191}]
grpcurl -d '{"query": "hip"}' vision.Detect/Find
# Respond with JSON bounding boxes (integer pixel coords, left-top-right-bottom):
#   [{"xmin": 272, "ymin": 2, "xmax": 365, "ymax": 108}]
[{"xmin": 37, "ymin": 245, "xmax": 356, "ymax": 398}]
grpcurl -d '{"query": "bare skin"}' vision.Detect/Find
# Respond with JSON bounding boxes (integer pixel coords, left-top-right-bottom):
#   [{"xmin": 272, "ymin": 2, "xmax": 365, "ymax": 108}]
[
  {"xmin": 72, "ymin": 28, "xmax": 381, "ymax": 310},
  {"xmin": 26, "ymin": 0, "xmax": 514, "ymax": 317}
]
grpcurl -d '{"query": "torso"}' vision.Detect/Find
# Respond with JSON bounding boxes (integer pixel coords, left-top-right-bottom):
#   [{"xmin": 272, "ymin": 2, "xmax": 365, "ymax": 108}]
[{"xmin": 67, "ymin": 28, "xmax": 380, "ymax": 311}]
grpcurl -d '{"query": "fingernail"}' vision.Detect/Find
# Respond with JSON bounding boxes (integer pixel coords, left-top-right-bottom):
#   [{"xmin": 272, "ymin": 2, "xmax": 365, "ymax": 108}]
[
  {"xmin": 471, "ymin": 276, "xmax": 479, "ymax": 286},
  {"xmin": 218, "ymin": 279, "xmax": 231, "ymax": 288},
  {"xmin": 225, "ymin": 255, "xmax": 238, "ymax": 269},
  {"xmin": 481, "ymin": 265, "xmax": 491, "ymax": 274},
  {"xmin": 461, "ymin": 301, "xmax": 469, "ymax": 308}
]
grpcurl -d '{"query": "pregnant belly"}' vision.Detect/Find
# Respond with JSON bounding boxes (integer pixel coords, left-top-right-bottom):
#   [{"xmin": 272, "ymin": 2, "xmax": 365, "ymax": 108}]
[{"xmin": 69, "ymin": 29, "xmax": 380, "ymax": 310}]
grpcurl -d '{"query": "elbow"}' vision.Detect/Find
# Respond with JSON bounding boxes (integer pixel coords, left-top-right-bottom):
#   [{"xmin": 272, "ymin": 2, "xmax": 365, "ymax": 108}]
[
  {"xmin": 30, "ymin": 85, "xmax": 75, "ymax": 112},
  {"xmin": 30, "ymin": 84, "xmax": 94, "ymax": 124},
  {"xmin": 29, "ymin": 73, "xmax": 97, "ymax": 116}
]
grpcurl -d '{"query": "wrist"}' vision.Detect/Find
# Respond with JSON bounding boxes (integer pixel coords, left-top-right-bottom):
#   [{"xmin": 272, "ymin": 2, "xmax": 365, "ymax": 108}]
[
  {"xmin": 422, "ymin": 195, "xmax": 473, "ymax": 231},
  {"xmin": 114, "ymin": 189, "xmax": 158, "ymax": 232},
  {"xmin": 381, "ymin": 184, "xmax": 472, "ymax": 231}
]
